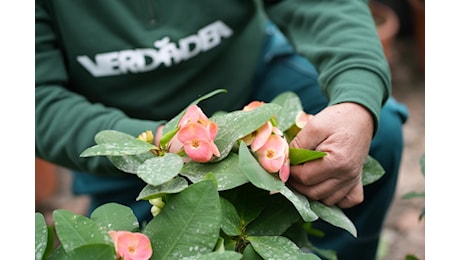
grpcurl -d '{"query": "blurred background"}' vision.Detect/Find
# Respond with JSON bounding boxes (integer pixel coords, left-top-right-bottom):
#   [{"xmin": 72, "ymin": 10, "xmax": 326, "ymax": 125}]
[{"xmin": 35, "ymin": 0, "xmax": 425, "ymax": 259}]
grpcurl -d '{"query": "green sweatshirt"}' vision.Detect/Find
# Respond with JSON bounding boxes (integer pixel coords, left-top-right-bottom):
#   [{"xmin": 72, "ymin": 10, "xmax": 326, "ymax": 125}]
[{"xmin": 35, "ymin": 0, "xmax": 390, "ymax": 177}]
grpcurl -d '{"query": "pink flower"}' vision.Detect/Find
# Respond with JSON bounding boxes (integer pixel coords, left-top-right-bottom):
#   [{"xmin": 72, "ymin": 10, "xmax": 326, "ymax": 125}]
[
  {"xmin": 241, "ymin": 101, "xmax": 290, "ymax": 182},
  {"xmin": 242, "ymin": 121, "xmax": 273, "ymax": 152},
  {"xmin": 242, "ymin": 101, "xmax": 265, "ymax": 111},
  {"xmin": 177, "ymin": 122, "xmax": 220, "ymax": 162},
  {"xmin": 108, "ymin": 230, "xmax": 153, "ymax": 260},
  {"xmin": 178, "ymin": 105, "xmax": 218, "ymax": 140},
  {"xmin": 168, "ymin": 105, "xmax": 220, "ymax": 163},
  {"xmin": 255, "ymin": 131, "xmax": 290, "ymax": 182}
]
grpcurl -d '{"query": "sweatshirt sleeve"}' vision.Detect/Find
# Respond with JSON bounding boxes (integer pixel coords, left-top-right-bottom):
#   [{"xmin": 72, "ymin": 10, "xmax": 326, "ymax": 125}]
[
  {"xmin": 265, "ymin": 0, "xmax": 391, "ymax": 132},
  {"xmin": 35, "ymin": 2, "xmax": 163, "ymax": 176}
]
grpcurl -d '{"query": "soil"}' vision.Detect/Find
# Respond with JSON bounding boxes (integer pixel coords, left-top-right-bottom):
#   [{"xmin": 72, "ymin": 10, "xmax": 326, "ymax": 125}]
[{"xmin": 35, "ymin": 37, "xmax": 425, "ymax": 260}]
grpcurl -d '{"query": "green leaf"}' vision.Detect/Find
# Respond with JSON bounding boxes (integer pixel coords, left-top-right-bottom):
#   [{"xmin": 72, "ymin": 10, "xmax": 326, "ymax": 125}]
[
  {"xmin": 220, "ymin": 184, "xmax": 270, "ymax": 226},
  {"xmin": 279, "ymin": 186, "xmax": 318, "ymax": 222},
  {"xmin": 159, "ymin": 127, "xmax": 179, "ymax": 149},
  {"xmin": 137, "ymin": 177, "xmax": 189, "ymax": 201},
  {"xmin": 420, "ymin": 154, "xmax": 425, "ymax": 177},
  {"xmin": 212, "ymin": 103, "xmax": 282, "ymax": 159},
  {"xmin": 108, "ymin": 152, "xmax": 155, "ymax": 174},
  {"xmin": 310, "ymin": 201, "xmax": 357, "ymax": 238},
  {"xmin": 35, "ymin": 212, "xmax": 49, "ymax": 260},
  {"xmin": 182, "ymin": 251, "xmax": 243, "ymax": 260},
  {"xmin": 181, "ymin": 153, "xmax": 249, "ymax": 191},
  {"xmin": 136, "ymin": 153, "xmax": 184, "ymax": 186},
  {"xmin": 238, "ymin": 144, "xmax": 284, "ymax": 192},
  {"xmin": 245, "ymin": 194, "xmax": 301, "ymax": 236},
  {"xmin": 402, "ymin": 191, "xmax": 425, "ymax": 200},
  {"xmin": 270, "ymin": 91, "xmax": 304, "ymax": 132},
  {"xmin": 95, "ymin": 129, "xmax": 136, "ymax": 143},
  {"xmin": 90, "ymin": 203, "xmax": 140, "ymax": 232},
  {"xmin": 220, "ymin": 197, "xmax": 242, "ymax": 236},
  {"xmin": 362, "ymin": 155, "xmax": 386, "ymax": 186},
  {"xmin": 144, "ymin": 179, "xmax": 222, "ymax": 259},
  {"xmin": 48, "ymin": 244, "xmax": 116, "ymax": 260},
  {"xmin": 163, "ymin": 89, "xmax": 228, "ymax": 133},
  {"xmin": 53, "ymin": 210, "xmax": 110, "ymax": 253},
  {"xmin": 289, "ymin": 148, "xmax": 327, "ymax": 165},
  {"xmin": 242, "ymin": 244, "xmax": 264, "ymax": 260},
  {"xmin": 80, "ymin": 130, "xmax": 155, "ymax": 157},
  {"xmin": 282, "ymin": 222, "xmax": 338, "ymax": 260},
  {"xmin": 248, "ymin": 236, "xmax": 321, "ymax": 260}
]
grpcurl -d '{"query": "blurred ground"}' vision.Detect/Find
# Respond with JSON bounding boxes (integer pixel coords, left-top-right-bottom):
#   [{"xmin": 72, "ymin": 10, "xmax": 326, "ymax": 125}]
[
  {"xmin": 35, "ymin": 36, "xmax": 425, "ymax": 260},
  {"xmin": 378, "ymin": 37, "xmax": 425, "ymax": 260}
]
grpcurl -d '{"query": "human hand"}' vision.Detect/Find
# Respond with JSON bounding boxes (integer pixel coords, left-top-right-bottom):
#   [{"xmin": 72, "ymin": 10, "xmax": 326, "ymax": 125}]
[{"xmin": 288, "ymin": 102, "xmax": 374, "ymax": 208}]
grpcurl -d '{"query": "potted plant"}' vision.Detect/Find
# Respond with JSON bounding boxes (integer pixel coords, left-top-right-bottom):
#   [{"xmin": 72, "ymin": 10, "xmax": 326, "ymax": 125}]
[{"xmin": 35, "ymin": 90, "xmax": 386, "ymax": 260}]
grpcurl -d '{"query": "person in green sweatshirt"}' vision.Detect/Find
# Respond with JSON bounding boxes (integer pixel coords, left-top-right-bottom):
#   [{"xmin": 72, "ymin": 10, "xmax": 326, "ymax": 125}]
[{"xmin": 35, "ymin": 0, "xmax": 408, "ymax": 259}]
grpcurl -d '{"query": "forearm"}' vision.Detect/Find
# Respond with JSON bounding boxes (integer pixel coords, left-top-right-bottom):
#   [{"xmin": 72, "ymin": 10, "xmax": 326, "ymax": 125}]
[
  {"xmin": 265, "ymin": 0, "xmax": 391, "ymax": 131},
  {"xmin": 35, "ymin": 85, "xmax": 163, "ymax": 175}
]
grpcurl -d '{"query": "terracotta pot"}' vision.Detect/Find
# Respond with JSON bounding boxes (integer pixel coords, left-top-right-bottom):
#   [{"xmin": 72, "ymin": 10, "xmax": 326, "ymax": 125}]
[
  {"xmin": 408, "ymin": 0, "xmax": 425, "ymax": 73},
  {"xmin": 369, "ymin": 1, "xmax": 400, "ymax": 68},
  {"xmin": 35, "ymin": 157, "xmax": 58, "ymax": 204}
]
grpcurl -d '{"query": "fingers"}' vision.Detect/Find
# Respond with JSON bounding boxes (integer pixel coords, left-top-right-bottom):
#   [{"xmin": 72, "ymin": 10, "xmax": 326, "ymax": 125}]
[
  {"xmin": 337, "ymin": 183, "xmax": 364, "ymax": 208},
  {"xmin": 288, "ymin": 171, "xmax": 363, "ymax": 208},
  {"xmin": 288, "ymin": 155, "xmax": 364, "ymax": 208}
]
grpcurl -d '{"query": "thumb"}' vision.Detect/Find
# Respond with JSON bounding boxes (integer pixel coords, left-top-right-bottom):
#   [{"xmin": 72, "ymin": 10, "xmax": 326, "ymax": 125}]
[{"xmin": 289, "ymin": 115, "xmax": 327, "ymax": 150}]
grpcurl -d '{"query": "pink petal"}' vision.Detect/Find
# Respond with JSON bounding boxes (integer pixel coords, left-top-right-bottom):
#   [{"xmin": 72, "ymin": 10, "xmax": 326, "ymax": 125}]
[
  {"xmin": 179, "ymin": 105, "xmax": 209, "ymax": 127},
  {"xmin": 167, "ymin": 134, "xmax": 184, "ymax": 154},
  {"xmin": 250, "ymin": 122, "xmax": 273, "ymax": 152},
  {"xmin": 177, "ymin": 123, "xmax": 210, "ymax": 143},
  {"xmin": 210, "ymin": 141, "xmax": 221, "ymax": 157},
  {"xmin": 258, "ymin": 134, "xmax": 286, "ymax": 159},
  {"xmin": 109, "ymin": 231, "xmax": 152, "ymax": 260},
  {"xmin": 207, "ymin": 121, "xmax": 219, "ymax": 140},
  {"xmin": 256, "ymin": 134, "xmax": 288, "ymax": 173},
  {"xmin": 279, "ymin": 158, "xmax": 290, "ymax": 182},
  {"xmin": 183, "ymin": 138, "xmax": 214, "ymax": 162},
  {"xmin": 258, "ymin": 152, "xmax": 285, "ymax": 173},
  {"xmin": 243, "ymin": 101, "xmax": 265, "ymax": 111}
]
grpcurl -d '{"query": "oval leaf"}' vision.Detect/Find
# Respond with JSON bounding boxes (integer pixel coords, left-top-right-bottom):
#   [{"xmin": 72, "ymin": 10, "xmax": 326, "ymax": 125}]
[
  {"xmin": 181, "ymin": 153, "xmax": 249, "ymax": 191},
  {"xmin": 220, "ymin": 197, "xmax": 241, "ymax": 236},
  {"xmin": 90, "ymin": 203, "xmax": 139, "ymax": 232},
  {"xmin": 245, "ymin": 194, "xmax": 301, "ymax": 236},
  {"xmin": 279, "ymin": 186, "xmax": 318, "ymax": 222},
  {"xmin": 182, "ymin": 251, "xmax": 243, "ymax": 260},
  {"xmin": 248, "ymin": 236, "xmax": 320, "ymax": 260},
  {"xmin": 238, "ymin": 144, "xmax": 284, "ymax": 192},
  {"xmin": 136, "ymin": 153, "xmax": 183, "ymax": 186},
  {"xmin": 53, "ymin": 210, "xmax": 109, "ymax": 252},
  {"xmin": 289, "ymin": 148, "xmax": 327, "ymax": 165},
  {"xmin": 310, "ymin": 201, "xmax": 357, "ymax": 238},
  {"xmin": 270, "ymin": 91, "xmax": 304, "ymax": 132},
  {"xmin": 108, "ymin": 152, "xmax": 155, "ymax": 174},
  {"xmin": 35, "ymin": 213, "xmax": 49, "ymax": 260},
  {"xmin": 137, "ymin": 177, "xmax": 189, "ymax": 201},
  {"xmin": 361, "ymin": 155, "xmax": 385, "ymax": 186},
  {"xmin": 212, "ymin": 103, "xmax": 281, "ymax": 159},
  {"xmin": 143, "ymin": 179, "xmax": 221, "ymax": 259}
]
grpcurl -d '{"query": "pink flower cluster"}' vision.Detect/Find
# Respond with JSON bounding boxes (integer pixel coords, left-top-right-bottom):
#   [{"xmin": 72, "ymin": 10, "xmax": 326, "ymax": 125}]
[
  {"xmin": 108, "ymin": 230, "xmax": 153, "ymax": 260},
  {"xmin": 168, "ymin": 105, "xmax": 220, "ymax": 163},
  {"xmin": 241, "ymin": 101, "xmax": 291, "ymax": 182}
]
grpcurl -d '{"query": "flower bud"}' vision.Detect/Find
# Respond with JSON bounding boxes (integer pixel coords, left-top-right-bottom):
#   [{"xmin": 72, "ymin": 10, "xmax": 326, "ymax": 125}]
[{"xmin": 137, "ymin": 130, "xmax": 154, "ymax": 143}]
